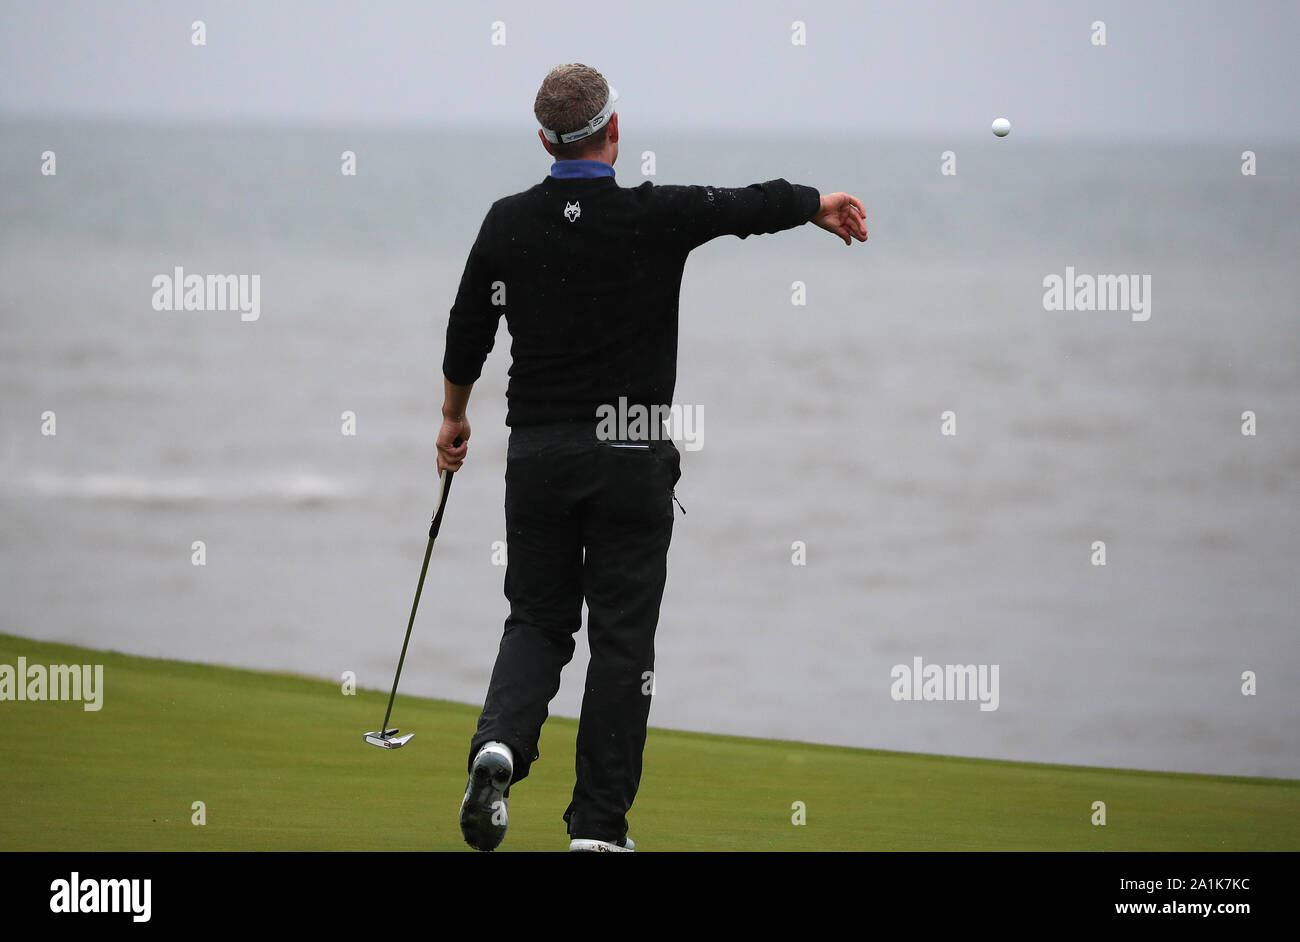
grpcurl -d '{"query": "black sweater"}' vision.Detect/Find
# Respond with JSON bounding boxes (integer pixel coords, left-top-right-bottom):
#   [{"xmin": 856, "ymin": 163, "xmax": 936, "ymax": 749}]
[{"xmin": 442, "ymin": 174, "xmax": 821, "ymax": 427}]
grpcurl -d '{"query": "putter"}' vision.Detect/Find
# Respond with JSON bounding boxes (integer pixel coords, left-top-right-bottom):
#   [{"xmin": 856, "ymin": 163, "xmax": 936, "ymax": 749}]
[{"xmin": 364, "ymin": 440, "xmax": 460, "ymax": 750}]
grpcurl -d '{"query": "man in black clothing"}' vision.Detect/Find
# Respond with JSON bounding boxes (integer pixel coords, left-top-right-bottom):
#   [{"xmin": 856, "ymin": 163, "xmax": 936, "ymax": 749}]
[{"xmin": 441, "ymin": 63, "xmax": 866, "ymax": 852}]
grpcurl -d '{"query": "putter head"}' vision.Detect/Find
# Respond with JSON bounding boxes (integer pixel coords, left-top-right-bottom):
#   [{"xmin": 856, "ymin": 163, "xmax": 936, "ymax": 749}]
[{"xmin": 364, "ymin": 728, "xmax": 414, "ymax": 749}]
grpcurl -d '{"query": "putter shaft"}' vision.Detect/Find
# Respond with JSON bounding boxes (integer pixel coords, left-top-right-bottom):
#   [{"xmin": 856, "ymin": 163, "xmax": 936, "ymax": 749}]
[{"xmin": 375, "ymin": 454, "xmax": 458, "ymax": 742}]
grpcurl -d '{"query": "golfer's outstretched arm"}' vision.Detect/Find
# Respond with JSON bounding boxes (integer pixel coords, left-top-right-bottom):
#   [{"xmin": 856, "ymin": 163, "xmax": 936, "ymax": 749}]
[
  {"xmin": 650, "ymin": 179, "xmax": 865, "ymax": 250},
  {"xmin": 652, "ymin": 178, "xmax": 818, "ymax": 249}
]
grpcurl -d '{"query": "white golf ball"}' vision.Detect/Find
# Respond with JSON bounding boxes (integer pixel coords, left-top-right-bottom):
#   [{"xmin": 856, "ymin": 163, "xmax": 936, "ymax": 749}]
[{"xmin": 992, "ymin": 117, "xmax": 1011, "ymax": 137}]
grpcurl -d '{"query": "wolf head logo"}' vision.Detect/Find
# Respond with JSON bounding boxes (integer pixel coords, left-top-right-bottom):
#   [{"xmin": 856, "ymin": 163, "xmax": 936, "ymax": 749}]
[{"xmin": 563, "ymin": 201, "xmax": 581, "ymax": 222}]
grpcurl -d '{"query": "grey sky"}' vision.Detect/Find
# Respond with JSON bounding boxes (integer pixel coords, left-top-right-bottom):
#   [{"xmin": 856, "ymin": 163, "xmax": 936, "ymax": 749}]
[{"xmin": 2, "ymin": 0, "xmax": 1297, "ymax": 140}]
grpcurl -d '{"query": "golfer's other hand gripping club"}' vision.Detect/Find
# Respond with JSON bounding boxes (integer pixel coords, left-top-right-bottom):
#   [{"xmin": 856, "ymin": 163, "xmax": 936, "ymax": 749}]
[{"xmin": 437, "ymin": 380, "xmax": 472, "ymax": 474}]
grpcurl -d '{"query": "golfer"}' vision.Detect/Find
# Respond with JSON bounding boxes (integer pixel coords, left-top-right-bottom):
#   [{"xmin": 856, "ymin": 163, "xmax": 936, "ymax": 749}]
[{"xmin": 439, "ymin": 63, "xmax": 867, "ymax": 852}]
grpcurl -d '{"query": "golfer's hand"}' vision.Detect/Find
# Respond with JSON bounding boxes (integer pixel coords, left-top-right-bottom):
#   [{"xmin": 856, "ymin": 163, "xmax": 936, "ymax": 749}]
[
  {"xmin": 437, "ymin": 416, "xmax": 469, "ymax": 473},
  {"xmin": 812, "ymin": 192, "xmax": 868, "ymax": 246}
]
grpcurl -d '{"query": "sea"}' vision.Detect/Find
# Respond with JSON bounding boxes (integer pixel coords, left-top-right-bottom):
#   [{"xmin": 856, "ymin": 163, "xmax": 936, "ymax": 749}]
[{"xmin": 2, "ymin": 118, "xmax": 1297, "ymax": 778}]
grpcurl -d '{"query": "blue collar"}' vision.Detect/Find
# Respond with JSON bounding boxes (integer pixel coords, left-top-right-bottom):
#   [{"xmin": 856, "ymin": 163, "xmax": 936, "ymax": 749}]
[{"xmin": 549, "ymin": 159, "xmax": 615, "ymax": 179}]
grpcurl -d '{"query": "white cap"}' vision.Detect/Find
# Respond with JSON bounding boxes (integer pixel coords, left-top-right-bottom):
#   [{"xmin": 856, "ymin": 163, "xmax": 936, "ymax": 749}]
[{"xmin": 541, "ymin": 85, "xmax": 620, "ymax": 144}]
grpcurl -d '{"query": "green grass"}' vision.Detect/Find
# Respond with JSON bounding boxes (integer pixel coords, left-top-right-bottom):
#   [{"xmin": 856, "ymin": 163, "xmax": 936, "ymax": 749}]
[{"xmin": 1, "ymin": 632, "xmax": 1296, "ymax": 851}]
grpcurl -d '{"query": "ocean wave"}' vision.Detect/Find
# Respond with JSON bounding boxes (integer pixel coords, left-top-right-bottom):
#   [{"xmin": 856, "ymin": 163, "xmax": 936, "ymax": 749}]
[{"xmin": 10, "ymin": 470, "xmax": 353, "ymax": 506}]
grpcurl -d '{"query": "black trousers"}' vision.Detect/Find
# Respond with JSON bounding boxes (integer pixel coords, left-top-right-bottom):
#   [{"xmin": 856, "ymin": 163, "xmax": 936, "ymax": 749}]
[{"xmin": 468, "ymin": 422, "xmax": 680, "ymax": 843}]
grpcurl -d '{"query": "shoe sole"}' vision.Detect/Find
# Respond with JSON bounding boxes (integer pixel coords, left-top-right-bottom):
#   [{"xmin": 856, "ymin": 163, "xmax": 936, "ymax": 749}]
[
  {"xmin": 459, "ymin": 752, "xmax": 512, "ymax": 851},
  {"xmin": 569, "ymin": 838, "xmax": 634, "ymax": 852}
]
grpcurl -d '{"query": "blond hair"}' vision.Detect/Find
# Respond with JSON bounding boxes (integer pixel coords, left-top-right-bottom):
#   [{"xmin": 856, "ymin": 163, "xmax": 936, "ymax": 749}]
[{"xmin": 534, "ymin": 63, "xmax": 613, "ymax": 159}]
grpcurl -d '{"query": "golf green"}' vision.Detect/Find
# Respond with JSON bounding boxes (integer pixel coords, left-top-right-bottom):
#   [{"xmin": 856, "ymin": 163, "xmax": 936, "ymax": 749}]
[{"xmin": 1, "ymin": 633, "xmax": 1296, "ymax": 851}]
